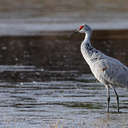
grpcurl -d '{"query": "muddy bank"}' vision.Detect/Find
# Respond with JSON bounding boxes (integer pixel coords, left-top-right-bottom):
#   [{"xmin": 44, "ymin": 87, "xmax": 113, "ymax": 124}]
[{"xmin": 0, "ymin": 29, "xmax": 127, "ymax": 75}]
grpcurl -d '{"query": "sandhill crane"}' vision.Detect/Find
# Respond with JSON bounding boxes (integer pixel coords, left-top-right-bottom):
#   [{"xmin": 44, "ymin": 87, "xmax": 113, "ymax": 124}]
[{"xmin": 77, "ymin": 24, "xmax": 128, "ymax": 112}]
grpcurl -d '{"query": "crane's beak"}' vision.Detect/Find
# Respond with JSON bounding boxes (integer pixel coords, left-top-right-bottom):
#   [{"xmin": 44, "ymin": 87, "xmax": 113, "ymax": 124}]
[
  {"xmin": 73, "ymin": 29, "xmax": 80, "ymax": 35},
  {"xmin": 74, "ymin": 29, "xmax": 79, "ymax": 33}
]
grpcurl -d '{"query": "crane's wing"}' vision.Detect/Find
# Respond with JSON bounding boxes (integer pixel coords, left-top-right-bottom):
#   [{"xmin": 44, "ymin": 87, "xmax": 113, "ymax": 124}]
[{"xmin": 98, "ymin": 57, "xmax": 128, "ymax": 87}]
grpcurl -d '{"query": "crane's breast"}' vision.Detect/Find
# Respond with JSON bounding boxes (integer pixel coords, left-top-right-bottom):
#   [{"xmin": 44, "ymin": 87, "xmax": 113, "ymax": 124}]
[{"xmin": 89, "ymin": 60, "xmax": 109, "ymax": 84}]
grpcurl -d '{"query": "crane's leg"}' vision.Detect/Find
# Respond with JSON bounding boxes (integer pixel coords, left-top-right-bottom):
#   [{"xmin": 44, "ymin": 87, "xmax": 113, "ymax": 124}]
[
  {"xmin": 106, "ymin": 86, "xmax": 110, "ymax": 113},
  {"xmin": 110, "ymin": 86, "xmax": 119, "ymax": 112},
  {"xmin": 113, "ymin": 88, "xmax": 119, "ymax": 112}
]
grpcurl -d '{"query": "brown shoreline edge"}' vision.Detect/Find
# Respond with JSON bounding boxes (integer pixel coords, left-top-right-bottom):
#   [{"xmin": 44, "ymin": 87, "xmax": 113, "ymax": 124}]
[
  {"xmin": 1, "ymin": 29, "xmax": 128, "ymax": 39},
  {"xmin": 0, "ymin": 29, "xmax": 127, "ymax": 82},
  {"xmin": 40, "ymin": 29, "xmax": 128, "ymax": 39}
]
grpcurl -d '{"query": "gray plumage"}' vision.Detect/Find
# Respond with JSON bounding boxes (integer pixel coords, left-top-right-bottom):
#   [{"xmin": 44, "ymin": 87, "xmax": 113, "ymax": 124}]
[{"xmin": 78, "ymin": 24, "xmax": 128, "ymax": 112}]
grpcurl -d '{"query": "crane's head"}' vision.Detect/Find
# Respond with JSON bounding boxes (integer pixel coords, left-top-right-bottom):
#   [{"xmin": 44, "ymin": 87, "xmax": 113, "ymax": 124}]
[{"xmin": 78, "ymin": 24, "xmax": 92, "ymax": 34}]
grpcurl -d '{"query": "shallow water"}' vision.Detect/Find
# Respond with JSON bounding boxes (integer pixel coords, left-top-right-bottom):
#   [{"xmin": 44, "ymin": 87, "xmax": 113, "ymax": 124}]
[{"xmin": 0, "ymin": 68, "xmax": 128, "ymax": 128}]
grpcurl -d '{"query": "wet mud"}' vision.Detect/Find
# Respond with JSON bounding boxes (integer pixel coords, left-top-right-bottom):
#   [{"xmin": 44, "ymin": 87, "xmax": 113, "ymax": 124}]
[{"xmin": 0, "ymin": 30, "xmax": 128, "ymax": 82}]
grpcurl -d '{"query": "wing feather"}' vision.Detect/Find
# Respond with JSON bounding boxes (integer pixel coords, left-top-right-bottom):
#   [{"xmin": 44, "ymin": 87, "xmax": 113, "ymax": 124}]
[{"xmin": 91, "ymin": 56, "xmax": 128, "ymax": 87}]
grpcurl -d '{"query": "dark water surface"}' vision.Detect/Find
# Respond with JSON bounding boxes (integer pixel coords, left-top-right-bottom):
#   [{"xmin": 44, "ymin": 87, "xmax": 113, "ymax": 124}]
[{"xmin": 0, "ymin": 31, "xmax": 127, "ymax": 127}]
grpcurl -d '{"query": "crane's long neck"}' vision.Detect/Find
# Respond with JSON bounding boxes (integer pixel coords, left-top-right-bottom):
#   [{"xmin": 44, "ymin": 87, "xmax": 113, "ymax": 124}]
[{"xmin": 81, "ymin": 31, "xmax": 95, "ymax": 64}]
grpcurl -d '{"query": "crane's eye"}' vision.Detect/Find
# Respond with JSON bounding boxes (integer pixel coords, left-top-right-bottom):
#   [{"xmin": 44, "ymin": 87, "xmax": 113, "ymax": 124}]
[{"xmin": 79, "ymin": 25, "xmax": 84, "ymax": 30}]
